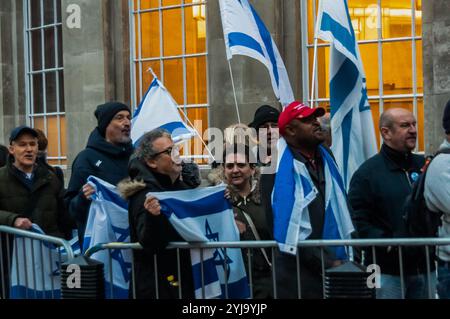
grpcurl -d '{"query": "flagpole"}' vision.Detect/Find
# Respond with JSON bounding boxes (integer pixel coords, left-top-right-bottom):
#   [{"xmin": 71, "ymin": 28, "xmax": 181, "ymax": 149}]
[
  {"xmin": 227, "ymin": 60, "xmax": 242, "ymax": 124},
  {"xmin": 310, "ymin": 0, "xmax": 322, "ymax": 108}
]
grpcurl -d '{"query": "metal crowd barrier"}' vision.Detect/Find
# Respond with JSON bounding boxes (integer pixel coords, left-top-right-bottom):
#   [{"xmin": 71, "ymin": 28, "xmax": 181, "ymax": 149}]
[
  {"xmin": 84, "ymin": 238, "xmax": 450, "ymax": 300},
  {"xmin": 0, "ymin": 226, "xmax": 75, "ymax": 299}
]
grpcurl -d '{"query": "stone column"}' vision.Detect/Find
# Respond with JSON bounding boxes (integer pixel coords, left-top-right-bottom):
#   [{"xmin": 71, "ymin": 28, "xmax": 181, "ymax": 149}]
[
  {"xmin": 207, "ymin": 0, "xmax": 301, "ymax": 132},
  {"xmin": 61, "ymin": 0, "xmax": 130, "ymax": 169},
  {"xmin": 422, "ymin": 0, "xmax": 450, "ymax": 153},
  {"xmin": 0, "ymin": 0, "xmax": 26, "ymax": 142}
]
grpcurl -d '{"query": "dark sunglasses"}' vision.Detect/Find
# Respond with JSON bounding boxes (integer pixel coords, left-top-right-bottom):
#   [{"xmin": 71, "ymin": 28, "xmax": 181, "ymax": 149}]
[{"xmin": 152, "ymin": 145, "xmax": 176, "ymax": 158}]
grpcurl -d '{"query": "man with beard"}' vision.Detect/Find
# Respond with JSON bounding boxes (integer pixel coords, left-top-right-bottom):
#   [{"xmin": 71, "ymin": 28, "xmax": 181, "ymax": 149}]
[
  {"xmin": 261, "ymin": 101, "xmax": 350, "ymax": 298},
  {"xmin": 65, "ymin": 102, "xmax": 133, "ymax": 243},
  {"xmin": 348, "ymin": 108, "xmax": 435, "ymax": 299}
]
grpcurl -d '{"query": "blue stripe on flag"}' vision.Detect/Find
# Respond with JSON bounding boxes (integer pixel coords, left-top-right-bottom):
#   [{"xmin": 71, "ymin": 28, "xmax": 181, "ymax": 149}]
[
  {"xmin": 220, "ymin": 276, "xmax": 250, "ymax": 299},
  {"xmin": 159, "ymin": 121, "xmax": 191, "ymax": 134},
  {"xmin": 322, "ymin": 205, "xmax": 347, "ymax": 260},
  {"xmin": 192, "ymin": 258, "xmax": 220, "ymax": 291},
  {"xmin": 250, "ymin": 5, "xmax": 279, "ymax": 87},
  {"xmin": 319, "ymin": 146, "xmax": 346, "ymax": 195},
  {"xmin": 10, "ymin": 286, "xmax": 60, "ymax": 299},
  {"xmin": 341, "ymin": 110, "xmax": 353, "ymax": 188},
  {"xmin": 330, "ymin": 58, "xmax": 359, "ymax": 117},
  {"xmin": 160, "ymin": 191, "xmax": 232, "ymax": 219},
  {"xmin": 320, "ymin": 12, "xmax": 357, "ymax": 59},
  {"xmin": 228, "ymin": 32, "xmax": 265, "ymax": 56},
  {"xmin": 272, "ymin": 147, "xmax": 296, "ymax": 244}
]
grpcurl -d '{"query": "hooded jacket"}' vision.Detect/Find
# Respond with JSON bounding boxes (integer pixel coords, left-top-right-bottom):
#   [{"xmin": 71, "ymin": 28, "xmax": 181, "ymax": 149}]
[
  {"xmin": 118, "ymin": 158, "xmax": 194, "ymax": 299},
  {"xmin": 65, "ymin": 128, "xmax": 133, "ymax": 241}
]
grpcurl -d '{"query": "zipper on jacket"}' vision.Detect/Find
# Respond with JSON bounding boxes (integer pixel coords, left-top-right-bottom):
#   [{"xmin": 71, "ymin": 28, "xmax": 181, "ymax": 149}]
[{"xmin": 403, "ymin": 170, "xmax": 412, "ymax": 188}]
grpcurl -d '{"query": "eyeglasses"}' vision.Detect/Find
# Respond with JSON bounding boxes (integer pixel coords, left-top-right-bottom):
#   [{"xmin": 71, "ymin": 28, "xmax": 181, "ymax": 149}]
[
  {"xmin": 152, "ymin": 145, "xmax": 178, "ymax": 158},
  {"xmin": 224, "ymin": 162, "xmax": 248, "ymax": 170}
]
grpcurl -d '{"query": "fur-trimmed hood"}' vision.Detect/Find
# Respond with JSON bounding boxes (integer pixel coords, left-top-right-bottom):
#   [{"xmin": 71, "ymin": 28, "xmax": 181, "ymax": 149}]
[{"xmin": 117, "ymin": 178, "xmax": 146, "ymax": 200}]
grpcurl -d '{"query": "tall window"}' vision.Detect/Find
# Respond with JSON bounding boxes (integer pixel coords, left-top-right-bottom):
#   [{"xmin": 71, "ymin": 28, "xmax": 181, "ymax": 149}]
[
  {"xmin": 24, "ymin": 0, "xmax": 66, "ymax": 165},
  {"xmin": 302, "ymin": 0, "xmax": 423, "ymax": 151},
  {"xmin": 130, "ymin": 0, "xmax": 208, "ymax": 162}
]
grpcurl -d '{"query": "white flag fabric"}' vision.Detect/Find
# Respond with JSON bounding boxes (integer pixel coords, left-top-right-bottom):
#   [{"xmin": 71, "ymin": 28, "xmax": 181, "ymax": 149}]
[
  {"xmin": 316, "ymin": 0, "xmax": 377, "ymax": 189},
  {"xmin": 131, "ymin": 77, "xmax": 195, "ymax": 147},
  {"xmin": 148, "ymin": 185, "xmax": 250, "ymax": 299},
  {"xmin": 84, "ymin": 176, "xmax": 132, "ymax": 299},
  {"xmin": 219, "ymin": 0, "xmax": 294, "ymax": 105},
  {"xmin": 272, "ymin": 138, "xmax": 354, "ymax": 257},
  {"xmin": 10, "ymin": 224, "xmax": 80, "ymax": 299}
]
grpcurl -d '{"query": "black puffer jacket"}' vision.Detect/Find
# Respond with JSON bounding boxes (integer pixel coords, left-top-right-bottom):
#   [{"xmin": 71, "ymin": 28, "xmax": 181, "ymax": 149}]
[
  {"xmin": 118, "ymin": 158, "xmax": 195, "ymax": 299},
  {"xmin": 348, "ymin": 144, "xmax": 433, "ymax": 275},
  {"xmin": 64, "ymin": 128, "xmax": 133, "ymax": 241}
]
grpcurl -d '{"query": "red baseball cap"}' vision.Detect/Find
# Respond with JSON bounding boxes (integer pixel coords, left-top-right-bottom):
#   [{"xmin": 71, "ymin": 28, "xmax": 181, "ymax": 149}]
[{"xmin": 278, "ymin": 101, "xmax": 326, "ymax": 136}]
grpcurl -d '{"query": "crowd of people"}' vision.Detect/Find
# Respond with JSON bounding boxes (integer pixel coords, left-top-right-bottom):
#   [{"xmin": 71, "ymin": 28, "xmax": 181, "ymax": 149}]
[{"xmin": 0, "ymin": 98, "xmax": 449, "ymax": 299}]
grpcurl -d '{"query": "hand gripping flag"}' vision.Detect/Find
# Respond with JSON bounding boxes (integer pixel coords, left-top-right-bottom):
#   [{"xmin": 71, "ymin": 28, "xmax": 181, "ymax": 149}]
[
  {"xmin": 219, "ymin": 0, "xmax": 294, "ymax": 105},
  {"xmin": 83, "ymin": 176, "xmax": 132, "ymax": 299},
  {"xmin": 131, "ymin": 77, "xmax": 195, "ymax": 147},
  {"xmin": 316, "ymin": 0, "xmax": 377, "ymax": 189},
  {"xmin": 148, "ymin": 185, "xmax": 250, "ymax": 299},
  {"xmin": 272, "ymin": 138, "xmax": 355, "ymax": 258},
  {"xmin": 10, "ymin": 224, "xmax": 80, "ymax": 299}
]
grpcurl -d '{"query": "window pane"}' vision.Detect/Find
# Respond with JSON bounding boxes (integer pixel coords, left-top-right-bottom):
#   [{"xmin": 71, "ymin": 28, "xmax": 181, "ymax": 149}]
[
  {"xmin": 43, "ymin": 0, "xmax": 54, "ymax": 25},
  {"xmin": 414, "ymin": 0, "xmax": 422, "ymax": 37},
  {"xmin": 33, "ymin": 117, "xmax": 45, "ymax": 134},
  {"xmin": 368, "ymin": 100, "xmax": 381, "ymax": 149},
  {"xmin": 185, "ymin": 5, "xmax": 206, "ymax": 54},
  {"xmin": 307, "ymin": 0, "xmax": 327, "ymax": 45},
  {"xmin": 186, "ymin": 56, "xmax": 207, "ymax": 105},
  {"xmin": 59, "ymin": 71, "xmax": 65, "ymax": 112},
  {"xmin": 140, "ymin": 11, "xmax": 160, "ymax": 58},
  {"xmin": 308, "ymin": 46, "xmax": 330, "ymax": 100},
  {"xmin": 382, "ymin": 41, "xmax": 412, "ymax": 95},
  {"xmin": 139, "ymin": 0, "xmax": 159, "ymax": 10},
  {"xmin": 162, "ymin": 0, "xmax": 180, "ymax": 6},
  {"xmin": 31, "ymin": 30, "xmax": 42, "ymax": 71},
  {"xmin": 163, "ymin": 59, "xmax": 184, "ymax": 104},
  {"xmin": 137, "ymin": 61, "xmax": 161, "ymax": 102},
  {"xmin": 56, "ymin": 0, "xmax": 61, "ymax": 23},
  {"xmin": 44, "ymin": 27, "xmax": 56, "ymax": 69},
  {"xmin": 381, "ymin": 0, "xmax": 412, "ymax": 39},
  {"xmin": 33, "ymin": 74, "xmax": 44, "ymax": 113},
  {"xmin": 30, "ymin": 0, "xmax": 41, "ymax": 28},
  {"xmin": 359, "ymin": 43, "xmax": 379, "ymax": 96},
  {"xmin": 46, "ymin": 116, "xmax": 60, "ymax": 158},
  {"xmin": 57, "ymin": 25, "xmax": 63, "ymax": 67},
  {"xmin": 163, "ymin": 8, "xmax": 182, "ymax": 56},
  {"xmin": 348, "ymin": 0, "xmax": 379, "ymax": 41},
  {"xmin": 416, "ymin": 39, "xmax": 422, "ymax": 94},
  {"xmin": 46, "ymin": 72, "xmax": 57, "ymax": 113}
]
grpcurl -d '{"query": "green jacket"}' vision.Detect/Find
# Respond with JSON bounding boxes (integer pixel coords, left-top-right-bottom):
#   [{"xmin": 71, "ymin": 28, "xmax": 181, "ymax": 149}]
[{"xmin": 0, "ymin": 161, "xmax": 73, "ymax": 239}]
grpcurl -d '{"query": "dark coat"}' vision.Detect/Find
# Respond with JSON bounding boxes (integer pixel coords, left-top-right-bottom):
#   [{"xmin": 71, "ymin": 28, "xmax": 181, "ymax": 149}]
[
  {"xmin": 0, "ymin": 160, "xmax": 73, "ymax": 239},
  {"xmin": 260, "ymin": 145, "xmax": 340, "ymax": 299},
  {"xmin": 348, "ymin": 144, "xmax": 433, "ymax": 275},
  {"xmin": 118, "ymin": 158, "xmax": 195, "ymax": 299},
  {"xmin": 64, "ymin": 128, "xmax": 133, "ymax": 241}
]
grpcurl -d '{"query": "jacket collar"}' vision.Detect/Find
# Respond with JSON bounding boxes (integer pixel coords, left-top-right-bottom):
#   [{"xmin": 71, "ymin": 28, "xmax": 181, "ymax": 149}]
[
  {"xmin": 86, "ymin": 128, "xmax": 133, "ymax": 157},
  {"xmin": 380, "ymin": 143, "xmax": 414, "ymax": 171}
]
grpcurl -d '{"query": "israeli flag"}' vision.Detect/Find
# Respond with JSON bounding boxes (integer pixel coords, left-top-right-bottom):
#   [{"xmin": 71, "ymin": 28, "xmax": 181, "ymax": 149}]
[
  {"xmin": 219, "ymin": 0, "xmax": 294, "ymax": 105},
  {"xmin": 148, "ymin": 185, "xmax": 250, "ymax": 299},
  {"xmin": 272, "ymin": 138, "xmax": 354, "ymax": 257},
  {"xmin": 84, "ymin": 176, "xmax": 132, "ymax": 299},
  {"xmin": 10, "ymin": 224, "xmax": 80, "ymax": 299},
  {"xmin": 316, "ymin": 0, "xmax": 377, "ymax": 189},
  {"xmin": 131, "ymin": 77, "xmax": 195, "ymax": 147}
]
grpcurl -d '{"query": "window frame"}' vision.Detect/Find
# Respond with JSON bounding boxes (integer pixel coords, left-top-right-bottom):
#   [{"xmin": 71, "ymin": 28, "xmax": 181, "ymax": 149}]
[
  {"xmin": 129, "ymin": 0, "xmax": 210, "ymax": 160},
  {"xmin": 23, "ymin": 0, "xmax": 66, "ymax": 166}
]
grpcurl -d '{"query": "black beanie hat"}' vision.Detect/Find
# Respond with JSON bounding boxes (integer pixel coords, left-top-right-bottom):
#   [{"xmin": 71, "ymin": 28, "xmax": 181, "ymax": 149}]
[
  {"xmin": 95, "ymin": 102, "xmax": 131, "ymax": 137},
  {"xmin": 443, "ymin": 99, "xmax": 450, "ymax": 135},
  {"xmin": 249, "ymin": 105, "xmax": 280, "ymax": 130}
]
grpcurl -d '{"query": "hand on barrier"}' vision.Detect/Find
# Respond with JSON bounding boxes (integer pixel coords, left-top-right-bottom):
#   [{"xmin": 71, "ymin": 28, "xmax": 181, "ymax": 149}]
[
  {"xmin": 82, "ymin": 183, "xmax": 95, "ymax": 200},
  {"xmin": 13, "ymin": 217, "xmax": 32, "ymax": 230},
  {"xmin": 144, "ymin": 196, "xmax": 161, "ymax": 216}
]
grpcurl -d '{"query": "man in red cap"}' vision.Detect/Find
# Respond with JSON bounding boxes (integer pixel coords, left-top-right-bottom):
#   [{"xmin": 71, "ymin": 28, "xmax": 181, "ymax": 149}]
[{"xmin": 261, "ymin": 101, "xmax": 346, "ymax": 298}]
